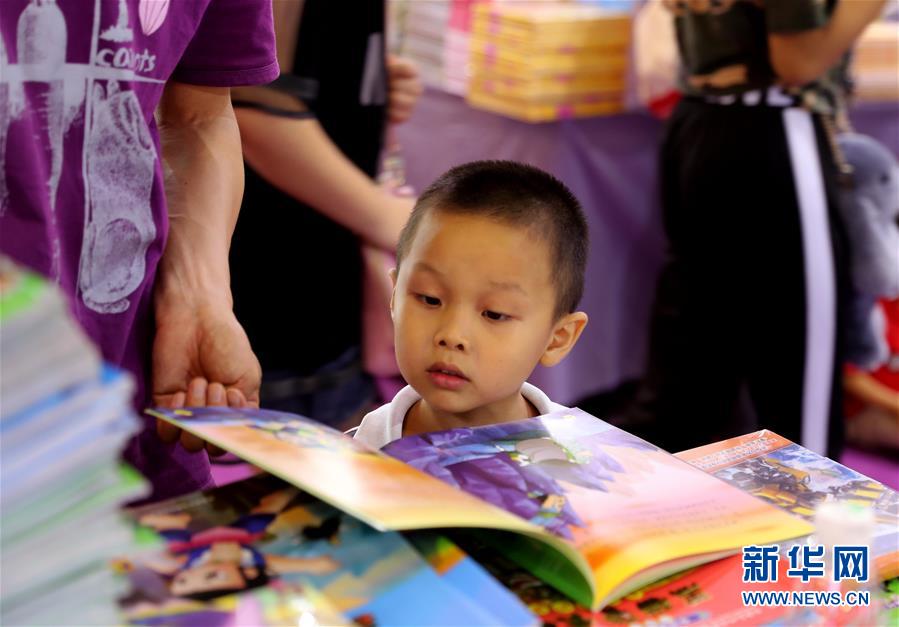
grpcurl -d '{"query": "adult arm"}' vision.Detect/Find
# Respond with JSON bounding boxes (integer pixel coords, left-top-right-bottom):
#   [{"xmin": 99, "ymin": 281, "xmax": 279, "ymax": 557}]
[
  {"xmin": 153, "ymin": 82, "xmax": 261, "ymax": 451},
  {"xmin": 769, "ymin": 0, "xmax": 886, "ymax": 86},
  {"xmin": 235, "ymin": 109, "xmax": 413, "ymax": 251},
  {"xmin": 844, "ymin": 370, "xmax": 899, "ymax": 418}
]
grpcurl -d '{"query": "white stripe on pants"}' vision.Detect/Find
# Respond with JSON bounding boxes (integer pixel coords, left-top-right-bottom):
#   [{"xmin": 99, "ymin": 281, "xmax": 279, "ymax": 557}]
[{"xmin": 782, "ymin": 108, "xmax": 837, "ymax": 455}]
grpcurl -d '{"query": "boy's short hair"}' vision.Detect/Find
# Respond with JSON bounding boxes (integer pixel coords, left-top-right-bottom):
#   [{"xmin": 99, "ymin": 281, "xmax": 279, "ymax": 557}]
[{"xmin": 396, "ymin": 160, "xmax": 588, "ymax": 317}]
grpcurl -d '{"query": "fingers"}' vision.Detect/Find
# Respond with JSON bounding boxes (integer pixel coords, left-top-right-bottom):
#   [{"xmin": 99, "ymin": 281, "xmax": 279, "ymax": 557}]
[
  {"xmin": 388, "ymin": 94, "xmax": 417, "ymax": 123},
  {"xmin": 387, "ymin": 55, "xmax": 419, "ymax": 80},
  {"xmin": 170, "ymin": 390, "xmax": 186, "ymax": 408},
  {"xmin": 179, "ymin": 430, "xmax": 208, "ymax": 453},
  {"xmin": 388, "ymin": 80, "xmax": 423, "ymax": 122},
  {"xmin": 186, "ymin": 377, "xmax": 208, "ymax": 407},
  {"xmin": 387, "ymin": 56, "xmax": 422, "ymax": 124},
  {"xmin": 207, "ymin": 444, "xmax": 227, "ymax": 457},
  {"xmin": 226, "ymin": 387, "xmax": 247, "ymax": 408},
  {"xmin": 157, "ymin": 379, "xmax": 252, "ymax": 455},
  {"xmin": 207, "ymin": 382, "xmax": 226, "ymax": 406},
  {"xmin": 156, "ymin": 417, "xmax": 181, "ymax": 444}
]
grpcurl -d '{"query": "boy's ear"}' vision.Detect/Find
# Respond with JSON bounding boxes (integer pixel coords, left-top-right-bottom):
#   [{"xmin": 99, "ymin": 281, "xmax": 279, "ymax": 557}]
[
  {"xmin": 388, "ymin": 268, "xmax": 398, "ymax": 317},
  {"xmin": 540, "ymin": 311, "xmax": 588, "ymax": 368}
]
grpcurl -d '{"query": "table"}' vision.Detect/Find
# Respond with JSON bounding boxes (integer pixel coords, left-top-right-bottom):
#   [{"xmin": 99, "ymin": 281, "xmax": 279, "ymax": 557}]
[{"xmin": 396, "ymin": 89, "xmax": 899, "ymax": 406}]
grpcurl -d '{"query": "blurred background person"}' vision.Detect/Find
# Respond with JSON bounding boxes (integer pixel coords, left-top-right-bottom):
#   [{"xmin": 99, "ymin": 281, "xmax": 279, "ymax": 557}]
[
  {"xmin": 228, "ymin": 0, "xmax": 421, "ymax": 431},
  {"xmin": 629, "ymin": 0, "xmax": 888, "ymax": 456}
]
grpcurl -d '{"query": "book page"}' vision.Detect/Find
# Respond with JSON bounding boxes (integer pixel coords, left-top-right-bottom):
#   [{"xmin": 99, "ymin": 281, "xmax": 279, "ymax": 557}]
[
  {"xmin": 148, "ymin": 406, "xmax": 590, "ymax": 603},
  {"xmin": 384, "ymin": 409, "xmax": 815, "ymax": 607}
]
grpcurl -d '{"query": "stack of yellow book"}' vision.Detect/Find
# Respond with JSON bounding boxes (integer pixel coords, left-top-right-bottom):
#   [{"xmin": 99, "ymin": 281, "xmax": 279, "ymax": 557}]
[{"xmin": 467, "ymin": 2, "xmax": 631, "ymax": 122}]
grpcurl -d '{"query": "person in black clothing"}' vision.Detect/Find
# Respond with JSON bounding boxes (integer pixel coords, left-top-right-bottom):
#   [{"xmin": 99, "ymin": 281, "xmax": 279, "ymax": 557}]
[
  {"xmin": 630, "ymin": 0, "xmax": 885, "ymax": 456},
  {"xmin": 229, "ymin": 0, "xmax": 421, "ymax": 429}
]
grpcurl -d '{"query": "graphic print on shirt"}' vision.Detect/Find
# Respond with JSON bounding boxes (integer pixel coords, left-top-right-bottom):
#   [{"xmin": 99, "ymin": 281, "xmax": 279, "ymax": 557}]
[
  {"xmin": 0, "ymin": 37, "xmax": 26, "ymax": 217},
  {"xmin": 79, "ymin": 80, "xmax": 156, "ymax": 314},
  {"xmin": 10, "ymin": 0, "xmax": 68, "ymax": 278},
  {"xmin": 0, "ymin": 0, "xmax": 165, "ymax": 310}
]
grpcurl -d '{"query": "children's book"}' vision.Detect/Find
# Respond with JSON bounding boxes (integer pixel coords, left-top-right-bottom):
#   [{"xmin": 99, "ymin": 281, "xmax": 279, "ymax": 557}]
[
  {"xmin": 404, "ymin": 530, "xmax": 536, "ymax": 625},
  {"xmin": 474, "ymin": 543, "xmax": 888, "ymax": 627},
  {"xmin": 150, "ymin": 406, "xmax": 814, "ymax": 609},
  {"xmin": 676, "ymin": 429, "xmax": 899, "ymax": 581},
  {"xmin": 120, "ymin": 474, "xmax": 534, "ymax": 626}
]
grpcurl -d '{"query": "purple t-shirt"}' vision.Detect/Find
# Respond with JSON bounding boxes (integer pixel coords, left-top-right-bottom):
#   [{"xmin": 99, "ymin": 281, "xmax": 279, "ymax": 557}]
[{"xmin": 0, "ymin": 0, "xmax": 278, "ymax": 500}]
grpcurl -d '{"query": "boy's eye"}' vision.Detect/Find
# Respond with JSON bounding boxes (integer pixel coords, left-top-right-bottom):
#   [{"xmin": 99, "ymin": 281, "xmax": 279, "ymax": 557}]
[
  {"xmin": 483, "ymin": 310, "xmax": 510, "ymax": 322},
  {"xmin": 416, "ymin": 294, "xmax": 441, "ymax": 307}
]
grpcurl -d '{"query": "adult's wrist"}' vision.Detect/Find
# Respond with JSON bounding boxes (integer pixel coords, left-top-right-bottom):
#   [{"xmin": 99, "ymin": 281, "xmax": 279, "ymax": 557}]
[{"xmin": 154, "ymin": 256, "xmax": 233, "ymax": 317}]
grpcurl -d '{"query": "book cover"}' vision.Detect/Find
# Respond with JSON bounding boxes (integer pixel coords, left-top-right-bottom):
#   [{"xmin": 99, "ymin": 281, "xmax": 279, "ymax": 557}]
[
  {"xmin": 405, "ymin": 530, "xmax": 536, "ymax": 625},
  {"xmin": 120, "ymin": 474, "xmax": 529, "ymax": 626},
  {"xmin": 676, "ymin": 429, "xmax": 899, "ymax": 581}
]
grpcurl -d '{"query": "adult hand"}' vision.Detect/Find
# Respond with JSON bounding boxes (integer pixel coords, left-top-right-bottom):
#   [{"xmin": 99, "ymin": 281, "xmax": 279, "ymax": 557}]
[
  {"xmin": 154, "ymin": 82, "xmax": 259, "ymax": 455},
  {"xmin": 152, "ymin": 298, "xmax": 261, "ymax": 453},
  {"xmin": 387, "ymin": 54, "xmax": 423, "ymax": 124}
]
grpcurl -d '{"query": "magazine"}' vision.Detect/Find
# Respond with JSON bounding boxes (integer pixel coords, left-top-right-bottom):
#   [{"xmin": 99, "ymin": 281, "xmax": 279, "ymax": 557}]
[
  {"xmin": 676, "ymin": 429, "xmax": 899, "ymax": 581},
  {"xmin": 121, "ymin": 474, "xmax": 534, "ymax": 626},
  {"xmin": 150, "ymin": 406, "xmax": 813, "ymax": 609}
]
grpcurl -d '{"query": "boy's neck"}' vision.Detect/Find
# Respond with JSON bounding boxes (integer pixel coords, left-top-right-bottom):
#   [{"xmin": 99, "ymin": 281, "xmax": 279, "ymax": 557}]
[{"xmin": 403, "ymin": 393, "xmax": 540, "ymax": 438}]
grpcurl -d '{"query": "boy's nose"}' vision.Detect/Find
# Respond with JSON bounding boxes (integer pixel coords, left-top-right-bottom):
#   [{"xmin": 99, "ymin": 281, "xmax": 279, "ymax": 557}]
[
  {"xmin": 434, "ymin": 313, "xmax": 469, "ymax": 352},
  {"xmin": 437, "ymin": 336, "xmax": 468, "ymax": 351}
]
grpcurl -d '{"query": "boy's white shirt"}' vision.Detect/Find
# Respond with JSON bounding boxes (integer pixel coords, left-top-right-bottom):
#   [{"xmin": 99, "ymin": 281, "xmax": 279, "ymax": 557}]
[{"xmin": 350, "ymin": 382, "xmax": 568, "ymax": 450}]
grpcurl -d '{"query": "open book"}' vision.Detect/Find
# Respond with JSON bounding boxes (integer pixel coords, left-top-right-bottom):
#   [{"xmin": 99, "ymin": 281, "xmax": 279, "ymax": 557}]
[{"xmin": 150, "ymin": 406, "xmax": 813, "ymax": 609}]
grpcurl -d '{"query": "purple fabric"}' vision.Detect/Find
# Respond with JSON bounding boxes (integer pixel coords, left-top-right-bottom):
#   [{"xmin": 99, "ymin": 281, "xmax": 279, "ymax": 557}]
[
  {"xmin": 839, "ymin": 446, "xmax": 899, "ymax": 490},
  {"xmin": 0, "ymin": 0, "xmax": 277, "ymax": 500},
  {"xmin": 396, "ymin": 90, "xmax": 899, "ymax": 405}
]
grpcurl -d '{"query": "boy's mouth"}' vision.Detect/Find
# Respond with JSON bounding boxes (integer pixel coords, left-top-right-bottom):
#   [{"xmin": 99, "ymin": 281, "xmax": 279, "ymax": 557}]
[{"xmin": 426, "ymin": 363, "xmax": 469, "ymax": 390}]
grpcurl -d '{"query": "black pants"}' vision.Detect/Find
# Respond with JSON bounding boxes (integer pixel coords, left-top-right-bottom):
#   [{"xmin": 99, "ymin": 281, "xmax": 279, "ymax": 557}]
[{"xmin": 632, "ymin": 97, "xmax": 847, "ymax": 456}]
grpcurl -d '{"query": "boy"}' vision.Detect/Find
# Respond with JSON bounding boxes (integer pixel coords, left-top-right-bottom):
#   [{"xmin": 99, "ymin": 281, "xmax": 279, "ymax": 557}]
[{"xmin": 353, "ymin": 161, "xmax": 589, "ymax": 449}]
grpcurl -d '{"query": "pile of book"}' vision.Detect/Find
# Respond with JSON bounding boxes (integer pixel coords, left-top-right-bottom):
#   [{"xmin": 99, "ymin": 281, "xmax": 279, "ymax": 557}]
[
  {"xmin": 467, "ymin": 2, "xmax": 631, "ymax": 122},
  {"xmin": 136, "ymin": 403, "xmax": 899, "ymax": 625},
  {"xmin": 0, "ymin": 257, "xmax": 146, "ymax": 625},
  {"xmin": 395, "ymin": 1, "xmax": 453, "ymax": 92},
  {"xmin": 395, "ymin": 0, "xmax": 477, "ymax": 96}
]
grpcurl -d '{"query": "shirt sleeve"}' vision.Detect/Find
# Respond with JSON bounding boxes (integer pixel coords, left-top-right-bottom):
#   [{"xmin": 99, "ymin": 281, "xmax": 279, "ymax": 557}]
[
  {"xmin": 173, "ymin": 0, "xmax": 280, "ymax": 87},
  {"xmin": 765, "ymin": 0, "xmax": 828, "ymax": 34}
]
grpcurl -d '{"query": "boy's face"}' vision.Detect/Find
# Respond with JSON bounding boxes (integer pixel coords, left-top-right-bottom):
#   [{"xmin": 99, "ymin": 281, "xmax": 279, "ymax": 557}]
[{"xmin": 392, "ymin": 210, "xmax": 579, "ymax": 425}]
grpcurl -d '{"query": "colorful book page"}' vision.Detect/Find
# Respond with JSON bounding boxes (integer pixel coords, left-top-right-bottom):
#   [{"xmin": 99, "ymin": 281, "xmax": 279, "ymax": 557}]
[
  {"xmin": 406, "ymin": 531, "xmax": 536, "ymax": 626},
  {"xmin": 384, "ymin": 408, "xmax": 814, "ymax": 608},
  {"xmin": 120, "ymin": 474, "xmax": 515, "ymax": 626},
  {"xmin": 147, "ymin": 407, "xmax": 587, "ymax": 599}
]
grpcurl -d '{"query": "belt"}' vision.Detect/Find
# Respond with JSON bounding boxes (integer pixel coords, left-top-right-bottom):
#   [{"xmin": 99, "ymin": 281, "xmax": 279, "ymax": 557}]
[{"xmin": 700, "ymin": 87, "xmax": 799, "ymax": 108}]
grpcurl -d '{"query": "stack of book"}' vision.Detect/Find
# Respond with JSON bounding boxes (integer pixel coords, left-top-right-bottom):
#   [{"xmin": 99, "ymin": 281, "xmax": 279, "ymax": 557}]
[
  {"xmin": 0, "ymin": 257, "xmax": 147, "ymax": 625},
  {"xmin": 123, "ymin": 397, "xmax": 899, "ymax": 624},
  {"xmin": 395, "ymin": 0, "xmax": 480, "ymax": 96},
  {"xmin": 395, "ymin": 1, "xmax": 451, "ymax": 91},
  {"xmin": 467, "ymin": 2, "xmax": 631, "ymax": 122}
]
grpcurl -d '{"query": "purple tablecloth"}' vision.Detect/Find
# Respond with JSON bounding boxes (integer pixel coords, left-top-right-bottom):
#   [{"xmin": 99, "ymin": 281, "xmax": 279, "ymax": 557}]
[{"xmin": 396, "ymin": 90, "xmax": 899, "ymax": 405}]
